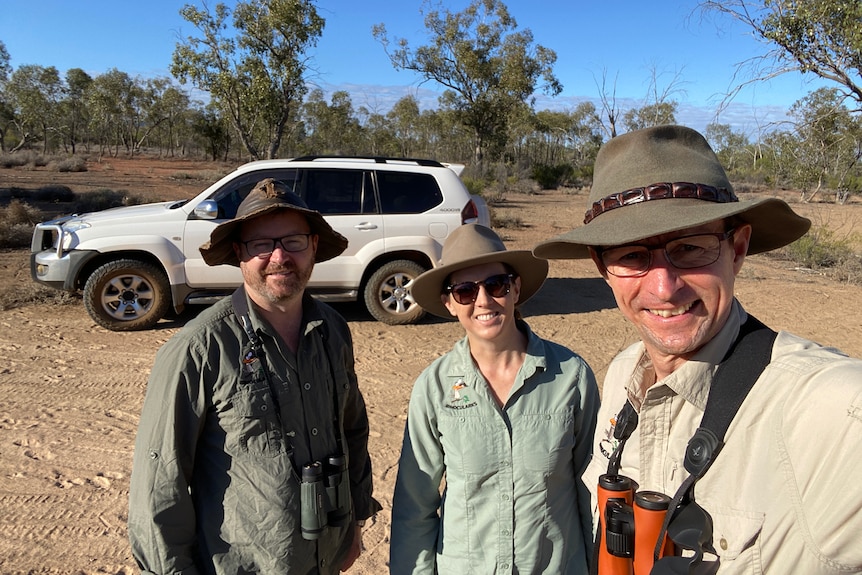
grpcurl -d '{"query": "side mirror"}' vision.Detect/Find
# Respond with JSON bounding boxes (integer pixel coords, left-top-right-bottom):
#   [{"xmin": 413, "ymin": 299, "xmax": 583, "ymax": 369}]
[{"xmin": 194, "ymin": 199, "xmax": 219, "ymax": 220}]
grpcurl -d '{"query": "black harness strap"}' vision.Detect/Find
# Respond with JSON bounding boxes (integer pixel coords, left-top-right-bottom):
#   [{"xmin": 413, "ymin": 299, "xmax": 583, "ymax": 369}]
[
  {"xmin": 651, "ymin": 315, "xmax": 777, "ymax": 562},
  {"xmin": 231, "ymin": 287, "xmax": 345, "ymax": 463}
]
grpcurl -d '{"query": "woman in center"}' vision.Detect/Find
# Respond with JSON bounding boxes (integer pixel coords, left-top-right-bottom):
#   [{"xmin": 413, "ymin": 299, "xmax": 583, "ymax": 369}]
[{"xmin": 390, "ymin": 224, "xmax": 599, "ymax": 574}]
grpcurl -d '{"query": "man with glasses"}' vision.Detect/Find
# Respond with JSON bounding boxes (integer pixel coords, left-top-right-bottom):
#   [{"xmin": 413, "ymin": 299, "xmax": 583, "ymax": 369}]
[
  {"xmin": 129, "ymin": 178, "xmax": 380, "ymax": 574},
  {"xmin": 535, "ymin": 125, "xmax": 862, "ymax": 574}
]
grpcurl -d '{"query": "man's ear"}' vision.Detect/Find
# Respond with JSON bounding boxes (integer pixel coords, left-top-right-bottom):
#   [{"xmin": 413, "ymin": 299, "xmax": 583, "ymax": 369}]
[
  {"xmin": 233, "ymin": 241, "xmax": 243, "ymax": 262},
  {"xmin": 588, "ymin": 247, "xmax": 610, "ymax": 281},
  {"xmin": 732, "ymin": 224, "xmax": 752, "ymax": 275}
]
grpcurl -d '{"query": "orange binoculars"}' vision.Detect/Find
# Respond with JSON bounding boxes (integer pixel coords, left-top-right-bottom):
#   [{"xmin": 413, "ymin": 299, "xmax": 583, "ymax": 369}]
[{"xmin": 597, "ymin": 474, "xmax": 675, "ymax": 575}]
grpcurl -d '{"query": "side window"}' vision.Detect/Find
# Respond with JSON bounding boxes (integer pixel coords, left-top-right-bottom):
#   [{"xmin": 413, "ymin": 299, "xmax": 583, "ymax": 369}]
[
  {"xmin": 377, "ymin": 171, "xmax": 443, "ymax": 214},
  {"xmin": 301, "ymin": 169, "xmax": 365, "ymax": 215},
  {"xmin": 207, "ymin": 169, "xmax": 300, "ymax": 219}
]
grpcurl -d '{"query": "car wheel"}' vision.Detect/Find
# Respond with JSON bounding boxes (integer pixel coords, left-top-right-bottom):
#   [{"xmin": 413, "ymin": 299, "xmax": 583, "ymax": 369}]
[
  {"xmin": 363, "ymin": 259, "xmax": 427, "ymax": 325},
  {"xmin": 83, "ymin": 259, "xmax": 171, "ymax": 331}
]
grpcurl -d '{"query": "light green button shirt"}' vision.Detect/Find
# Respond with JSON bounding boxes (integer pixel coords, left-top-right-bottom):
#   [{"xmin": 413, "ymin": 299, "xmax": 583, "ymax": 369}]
[
  {"xmin": 586, "ymin": 299, "xmax": 862, "ymax": 574},
  {"xmin": 391, "ymin": 321, "xmax": 599, "ymax": 574}
]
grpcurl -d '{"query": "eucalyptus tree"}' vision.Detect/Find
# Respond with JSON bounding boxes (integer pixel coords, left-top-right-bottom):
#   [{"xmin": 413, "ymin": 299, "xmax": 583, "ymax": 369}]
[
  {"xmin": 171, "ymin": 0, "xmax": 324, "ymax": 160},
  {"xmin": 621, "ymin": 101, "xmax": 678, "ymax": 133},
  {"xmin": 191, "ymin": 102, "xmax": 232, "ymax": 161},
  {"xmin": 59, "ymin": 68, "xmax": 93, "ymax": 154},
  {"xmin": 699, "ymin": 0, "xmax": 862, "ymax": 111},
  {"xmin": 134, "ymin": 77, "xmax": 192, "ymax": 155},
  {"xmin": 705, "ymin": 122, "xmax": 751, "ymax": 176},
  {"xmin": 386, "ymin": 95, "xmax": 423, "ymax": 158},
  {"xmin": 6, "ymin": 64, "xmax": 63, "ymax": 152},
  {"xmin": 299, "ymin": 89, "xmax": 364, "ymax": 155},
  {"xmin": 86, "ymin": 69, "xmax": 142, "ymax": 157},
  {"xmin": 374, "ymin": 0, "xmax": 562, "ymax": 165},
  {"xmin": 789, "ymin": 87, "xmax": 862, "ymax": 201},
  {"xmin": 0, "ymin": 40, "xmax": 13, "ymax": 152}
]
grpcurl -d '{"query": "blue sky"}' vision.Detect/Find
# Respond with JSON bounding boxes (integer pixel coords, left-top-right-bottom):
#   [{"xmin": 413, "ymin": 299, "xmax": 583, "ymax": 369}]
[{"xmin": 2, "ymin": 0, "xmax": 828, "ymax": 136}]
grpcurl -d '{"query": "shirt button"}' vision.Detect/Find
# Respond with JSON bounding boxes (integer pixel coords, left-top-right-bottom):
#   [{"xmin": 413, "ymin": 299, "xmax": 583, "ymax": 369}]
[
  {"xmin": 260, "ymin": 404, "xmax": 268, "ymax": 411},
  {"xmin": 311, "ymin": 427, "xmax": 319, "ymax": 436},
  {"xmin": 720, "ymin": 537, "xmax": 728, "ymax": 550},
  {"xmin": 501, "ymin": 529, "xmax": 510, "ymax": 536},
  {"xmin": 304, "ymin": 382, "xmax": 311, "ymax": 390}
]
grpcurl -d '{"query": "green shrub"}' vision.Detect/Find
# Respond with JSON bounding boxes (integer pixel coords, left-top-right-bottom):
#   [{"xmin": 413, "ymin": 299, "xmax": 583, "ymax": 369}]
[
  {"xmin": 0, "ymin": 200, "xmax": 43, "ymax": 248},
  {"xmin": 51, "ymin": 156, "xmax": 88, "ymax": 173},
  {"xmin": 73, "ymin": 189, "xmax": 142, "ymax": 213},
  {"xmin": 492, "ymin": 213, "xmax": 523, "ymax": 229},
  {"xmin": 531, "ymin": 163, "xmax": 574, "ymax": 190},
  {"xmin": 0, "ymin": 282, "xmax": 79, "ymax": 311},
  {"xmin": 31, "ymin": 185, "xmax": 75, "ymax": 202},
  {"xmin": 0, "ymin": 154, "xmax": 30, "ymax": 169},
  {"xmin": 783, "ymin": 225, "xmax": 855, "ymax": 269},
  {"xmin": 460, "ymin": 176, "xmax": 486, "ymax": 196}
]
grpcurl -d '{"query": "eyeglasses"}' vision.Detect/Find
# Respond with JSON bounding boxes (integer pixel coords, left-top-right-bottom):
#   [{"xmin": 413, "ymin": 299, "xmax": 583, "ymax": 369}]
[
  {"xmin": 596, "ymin": 229, "xmax": 736, "ymax": 278},
  {"xmin": 445, "ymin": 273, "xmax": 515, "ymax": 305},
  {"xmin": 241, "ymin": 233, "xmax": 312, "ymax": 258}
]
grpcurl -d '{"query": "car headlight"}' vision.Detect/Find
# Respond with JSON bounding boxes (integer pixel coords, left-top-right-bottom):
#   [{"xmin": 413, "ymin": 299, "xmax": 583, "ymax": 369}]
[{"xmin": 59, "ymin": 221, "xmax": 91, "ymax": 250}]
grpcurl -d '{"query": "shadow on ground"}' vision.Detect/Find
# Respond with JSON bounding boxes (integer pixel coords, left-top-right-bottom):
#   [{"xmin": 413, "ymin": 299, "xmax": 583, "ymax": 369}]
[
  {"xmin": 152, "ymin": 276, "xmax": 617, "ymax": 330},
  {"xmin": 523, "ymin": 277, "xmax": 617, "ymax": 316}
]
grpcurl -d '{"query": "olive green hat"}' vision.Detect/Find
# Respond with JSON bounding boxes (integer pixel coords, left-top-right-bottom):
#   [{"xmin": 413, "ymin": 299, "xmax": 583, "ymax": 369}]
[
  {"xmin": 412, "ymin": 223, "xmax": 549, "ymax": 318},
  {"xmin": 200, "ymin": 178, "xmax": 348, "ymax": 267},
  {"xmin": 533, "ymin": 125, "xmax": 810, "ymax": 259}
]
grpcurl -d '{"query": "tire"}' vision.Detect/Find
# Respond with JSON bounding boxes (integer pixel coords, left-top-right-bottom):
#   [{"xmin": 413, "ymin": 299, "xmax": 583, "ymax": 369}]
[
  {"xmin": 83, "ymin": 259, "xmax": 171, "ymax": 331},
  {"xmin": 363, "ymin": 260, "xmax": 427, "ymax": 325}
]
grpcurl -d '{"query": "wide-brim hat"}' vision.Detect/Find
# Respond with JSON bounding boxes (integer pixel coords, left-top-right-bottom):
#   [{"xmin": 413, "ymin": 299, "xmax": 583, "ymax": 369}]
[
  {"xmin": 412, "ymin": 223, "xmax": 549, "ymax": 318},
  {"xmin": 200, "ymin": 178, "xmax": 348, "ymax": 267},
  {"xmin": 534, "ymin": 125, "xmax": 810, "ymax": 260}
]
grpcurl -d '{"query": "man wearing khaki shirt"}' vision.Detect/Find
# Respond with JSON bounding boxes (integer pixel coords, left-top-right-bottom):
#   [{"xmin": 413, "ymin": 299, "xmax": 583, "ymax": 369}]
[{"xmin": 535, "ymin": 125, "xmax": 862, "ymax": 574}]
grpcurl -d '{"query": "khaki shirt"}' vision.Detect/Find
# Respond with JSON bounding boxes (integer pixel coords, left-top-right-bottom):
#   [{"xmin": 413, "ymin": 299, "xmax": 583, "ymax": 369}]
[
  {"xmin": 129, "ymin": 290, "xmax": 379, "ymax": 574},
  {"xmin": 391, "ymin": 321, "xmax": 600, "ymax": 574},
  {"xmin": 585, "ymin": 300, "xmax": 862, "ymax": 574}
]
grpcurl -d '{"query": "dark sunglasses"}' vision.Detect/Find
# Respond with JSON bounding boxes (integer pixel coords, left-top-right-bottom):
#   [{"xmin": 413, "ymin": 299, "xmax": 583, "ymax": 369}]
[{"xmin": 445, "ymin": 273, "xmax": 515, "ymax": 305}]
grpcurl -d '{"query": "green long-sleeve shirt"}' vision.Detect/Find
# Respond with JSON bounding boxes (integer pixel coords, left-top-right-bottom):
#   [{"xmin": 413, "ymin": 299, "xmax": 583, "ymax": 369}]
[
  {"xmin": 390, "ymin": 321, "xmax": 599, "ymax": 574},
  {"xmin": 129, "ymin": 289, "xmax": 379, "ymax": 574}
]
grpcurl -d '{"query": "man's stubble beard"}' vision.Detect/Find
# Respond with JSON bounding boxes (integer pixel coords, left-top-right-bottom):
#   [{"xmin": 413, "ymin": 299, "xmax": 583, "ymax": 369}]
[{"xmin": 244, "ymin": 260, "xmax": 314, "ymax": 305}]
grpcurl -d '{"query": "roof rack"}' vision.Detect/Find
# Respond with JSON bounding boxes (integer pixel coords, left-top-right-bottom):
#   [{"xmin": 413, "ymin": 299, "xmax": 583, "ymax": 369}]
[{"xmin": 289, "ymin": 155, "xmax": 445, "ymax": 168}]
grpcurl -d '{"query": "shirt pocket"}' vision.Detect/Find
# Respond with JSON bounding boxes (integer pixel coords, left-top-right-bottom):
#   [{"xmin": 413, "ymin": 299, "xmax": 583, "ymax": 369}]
[
  {"xmin": 516, "ymin": 407, "xmax": 575, "ymax": 475},
  {"xmin": 232, "ymin": 382, "xmax": 289, "ymax": 458},
  {"xmin": 437, "ymin": 411, "xmax": 497, "ymax": 477},
  {"xmin": 706, "ymin": 504, "xmax": 764, "ymax": 568}
]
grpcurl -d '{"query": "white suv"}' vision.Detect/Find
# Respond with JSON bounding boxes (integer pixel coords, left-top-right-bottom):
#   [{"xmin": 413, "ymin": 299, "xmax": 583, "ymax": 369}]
[{"xmin": 30, "ymin": 156, "xmax": 489, "ymax": 330}]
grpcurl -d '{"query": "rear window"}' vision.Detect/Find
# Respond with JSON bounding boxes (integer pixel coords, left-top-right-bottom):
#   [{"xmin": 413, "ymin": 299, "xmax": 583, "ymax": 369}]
[{"xmin": 377, "ymin": 171, "xmax": 443, "ymax": 214}]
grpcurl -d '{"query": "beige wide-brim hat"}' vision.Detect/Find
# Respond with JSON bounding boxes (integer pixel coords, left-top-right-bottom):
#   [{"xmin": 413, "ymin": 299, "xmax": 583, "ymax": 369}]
[
  {"xmin": 412, "ymin": 223, "xmax": 549, "ymax": 318},
  {"xmin": 200, "ymin": 178, "xmax": 348, "ymax": 267},
  {"xmin": 534, "ymin": 125, "xmax": 811, "ymax": 260}
]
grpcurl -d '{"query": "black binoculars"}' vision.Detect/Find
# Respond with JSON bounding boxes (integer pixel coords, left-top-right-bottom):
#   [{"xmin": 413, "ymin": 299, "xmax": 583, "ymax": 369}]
[{"xmin": 300, "ymin": 454, "xmax": 351, "ymax": 540}]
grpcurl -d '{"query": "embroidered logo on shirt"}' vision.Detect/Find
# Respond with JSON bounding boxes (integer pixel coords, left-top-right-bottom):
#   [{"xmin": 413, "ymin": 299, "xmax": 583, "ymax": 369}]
[
  {"xmin": 444, "ymin": 379, "xmax": 477, "ymax": 410},
  {"xmin": 598, "ymin": 415, "xmax": 620, "ymax": 460},
  {"xmin": 241, "ymin": 349, "xmax": 263, "ymax": 379}
]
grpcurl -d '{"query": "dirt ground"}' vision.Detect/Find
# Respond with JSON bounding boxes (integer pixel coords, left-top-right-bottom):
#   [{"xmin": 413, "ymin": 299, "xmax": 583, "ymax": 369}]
[{"xmin": 1, "ymin": 158, "xmax": 862, "ymax": 574}]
